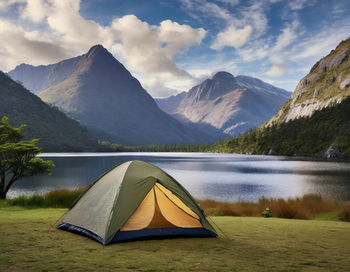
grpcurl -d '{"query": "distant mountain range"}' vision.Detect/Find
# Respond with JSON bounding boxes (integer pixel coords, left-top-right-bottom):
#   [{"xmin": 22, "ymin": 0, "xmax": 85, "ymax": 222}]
[
  {"xmin": 157, "ymin": 71, "xmax": 290, "ymax": 136},
  {"xmin": 9, "ymin": 45, "xmax": 222, "ymax": 145},
  {"xmin": 0, "ymin": 71, "xmax": 98, "ymax": 151}
]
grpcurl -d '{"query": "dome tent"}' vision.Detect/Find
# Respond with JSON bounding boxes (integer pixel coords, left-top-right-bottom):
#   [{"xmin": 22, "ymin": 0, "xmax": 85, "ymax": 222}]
[{"xmin": 57, "ymin": 160, "xmax": 217, "ymax": 245}]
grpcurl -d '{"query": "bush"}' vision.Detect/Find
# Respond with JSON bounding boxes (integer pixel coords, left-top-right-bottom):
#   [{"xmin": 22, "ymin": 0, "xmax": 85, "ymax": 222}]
[
  {"xmin": 339, "ymin": 204, "xmax": 350, "ymax": 222},
  {"xmin": 8, "ymin": 194, "xmax": 45, "ymax": 207},
  {"xmin": 262, "ymin": 208, "xmax": 272, "ymax": 218},
  {"xmin": 44, "ymin": 187, "xmax": 86, "ymax": 208},
  {"xmin": 208, "ymin": 208, "xmax": 224, "ymax": 216}
]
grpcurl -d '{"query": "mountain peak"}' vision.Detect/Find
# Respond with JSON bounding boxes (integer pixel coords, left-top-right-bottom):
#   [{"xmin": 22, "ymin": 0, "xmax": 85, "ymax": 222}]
[
  {"xmin": 86, "ymin": 44, "xmax": 110, "ymax": 58},
  {"xmin": 212, "ymin": 71, "xmax": 234, "ymax": 80}
]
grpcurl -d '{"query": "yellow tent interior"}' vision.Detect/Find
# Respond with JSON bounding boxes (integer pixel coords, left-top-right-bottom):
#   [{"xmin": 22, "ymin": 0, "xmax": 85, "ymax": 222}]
[{"xmin": 121, "ymin": 183, "xmax": 203, "ymax": 231}]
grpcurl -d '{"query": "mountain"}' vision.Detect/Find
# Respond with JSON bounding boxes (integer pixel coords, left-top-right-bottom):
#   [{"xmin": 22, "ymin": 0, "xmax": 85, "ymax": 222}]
[
  {"xmin": 9, "ymin": 45, "xmax": 219, "ymax": 145},
  {"xmin": 268, "ymin": 37, "xmax": 350, "ymax": 125},
  {"xmin": 0, "ymin": 71, "xmax": 98, "ymax": 151},
  {"xmin": 156, "ymin": 72, "xmax": 290, "ymax": 136},
  {"xmin": 8, "ymin": 58, "xmax": 82, "ymax": 94},
  {"xmin": 155, "ymin": 91, "xmax": 187, "ymax": 115}
]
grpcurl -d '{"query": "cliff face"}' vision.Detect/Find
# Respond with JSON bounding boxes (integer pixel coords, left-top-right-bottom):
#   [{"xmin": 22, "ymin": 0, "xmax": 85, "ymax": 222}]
[{"xmin": 268, "ymin": 38, "xmax": 350, "ymax": 125}]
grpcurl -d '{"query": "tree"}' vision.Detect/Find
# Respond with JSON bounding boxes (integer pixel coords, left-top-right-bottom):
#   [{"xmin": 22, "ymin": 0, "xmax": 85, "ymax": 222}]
[{"xmin": 0, "ymin": 116, "xmax": 54, "ymax": 199}]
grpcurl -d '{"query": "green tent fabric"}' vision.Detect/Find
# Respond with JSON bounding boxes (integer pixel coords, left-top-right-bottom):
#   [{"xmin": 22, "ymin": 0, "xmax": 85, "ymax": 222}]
[{"xmin": 57, "ymin": 160, "xmax": 217, "ymax": 244}]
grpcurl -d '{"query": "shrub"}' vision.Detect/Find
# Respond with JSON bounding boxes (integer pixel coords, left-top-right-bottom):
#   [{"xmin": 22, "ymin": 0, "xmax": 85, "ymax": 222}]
[
  {"xmin": 339, "ymin": 204, "xmax": 350, "ymax": 222},
  {"xmin": 44, "ymin": 187, "xmax": 86, "ymax": 208},
  {"xmin": 262, "ymin": 208, "xmax": 272, "ymax": 218},
  {"xmin": 208, "ymin": 208, "xmax": 224, "ymax": 216}
]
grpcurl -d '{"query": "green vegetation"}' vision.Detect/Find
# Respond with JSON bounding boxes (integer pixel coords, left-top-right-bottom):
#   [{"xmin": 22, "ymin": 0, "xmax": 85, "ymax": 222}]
[
  {"xmin": 207, "ymin": 96, "xmax": 350, "ymax": 157},
  {"xmin": 0, "ymin": 117, "xmax": 54, "ymax": 199},
  {"xmin": 6, "ymin": 187, "xmax": 86, "ymax": 208},
  {"xmin": 0, "ymin": 71, "xmax": 98, "ymax": 152},
  {"xmin": 0, "ymin": 206, "xmax": 349, "ymax": 271},
  {"xmin": 97, "ymin": 140, "xmax": 210, "ymax": 152}
]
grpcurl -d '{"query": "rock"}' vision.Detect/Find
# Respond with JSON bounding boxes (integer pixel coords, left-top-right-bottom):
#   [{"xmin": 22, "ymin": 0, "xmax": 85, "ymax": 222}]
[
  {"xmin": 307, "ymin": 73, "xmax": 320, "ymax": 84},
  {"xmin": 340, "ymin": 76, "xmax": 350, "ymax": 90},
  {"xmin": 267, "ymin": 149, "xmax": 276, "ymax": 155},
  {"xmin": 317, "ymin": 49, "xmax": 350, "ymax": 72},
  {"xmin": 313, "ymin": 88, "xmax": 320, "ymax": 97},
  {"xmin": 323, "ymin": 143, "xmax": 341, "ymax": 159}
]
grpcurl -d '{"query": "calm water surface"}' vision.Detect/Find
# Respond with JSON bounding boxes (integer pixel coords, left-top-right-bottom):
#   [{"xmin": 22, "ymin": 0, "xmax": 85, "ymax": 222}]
[{"xmin": 8, "ymin": 152, "xmax": 350, "ymax": 202}]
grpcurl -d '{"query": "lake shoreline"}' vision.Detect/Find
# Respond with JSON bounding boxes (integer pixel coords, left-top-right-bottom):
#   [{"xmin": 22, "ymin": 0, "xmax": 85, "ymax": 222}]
[{"xmin": 38, "ymin": 151, "xmax": 350, "ymax": 162}]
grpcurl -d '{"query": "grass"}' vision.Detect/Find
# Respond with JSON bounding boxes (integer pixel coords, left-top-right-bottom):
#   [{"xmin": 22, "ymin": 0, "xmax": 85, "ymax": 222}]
[{"xmin": 0, "ymin": 206, "xmax": 349, "ymax": 271}]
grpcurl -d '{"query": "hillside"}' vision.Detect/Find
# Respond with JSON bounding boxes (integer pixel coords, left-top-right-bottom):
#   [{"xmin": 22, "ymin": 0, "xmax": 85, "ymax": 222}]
[
  {"xmin": 157, "ymin": 72, "xmax": 290, "ymax": 136},
  {"xmin": 9, "ymin": 45, "xmax": 221, "ymax": 145},
  {"xmin": 0, "ymin": 71, "xmax": 98, "ymax": 151},
  {"xmin": 268, "ymin": 37, "xmax": 350, "ymax": 125}
]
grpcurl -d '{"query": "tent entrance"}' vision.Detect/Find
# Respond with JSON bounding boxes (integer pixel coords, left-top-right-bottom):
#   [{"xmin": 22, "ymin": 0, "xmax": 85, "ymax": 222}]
[{"xmin": 120, "ymin": 183, "xmax": 202, "ymax": 232}]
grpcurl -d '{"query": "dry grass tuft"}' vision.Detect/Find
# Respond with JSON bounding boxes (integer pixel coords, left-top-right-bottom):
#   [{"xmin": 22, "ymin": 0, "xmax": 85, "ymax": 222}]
[{"xmin": 197, "ymin": 194, "xmax": 350, "ymax": 221}]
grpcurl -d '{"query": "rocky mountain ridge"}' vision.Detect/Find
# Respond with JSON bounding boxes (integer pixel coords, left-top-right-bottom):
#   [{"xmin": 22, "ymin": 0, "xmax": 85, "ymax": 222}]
[
  {"xmin": 157, "ymin": 72, "xmax": 290, "ymax": 136},
  {"xmin": 268, "ymin": 37, "xmax": 350, "ymax": 125}
]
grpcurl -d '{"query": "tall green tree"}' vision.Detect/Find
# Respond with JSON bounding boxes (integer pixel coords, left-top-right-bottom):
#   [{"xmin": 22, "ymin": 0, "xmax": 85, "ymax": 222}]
[{"xmin": 0, "ymin": 116, "xmax": 54, "ymax": 199}]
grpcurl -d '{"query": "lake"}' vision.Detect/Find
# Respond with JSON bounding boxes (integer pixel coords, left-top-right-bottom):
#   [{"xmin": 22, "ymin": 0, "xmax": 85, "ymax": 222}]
[{"xmin": 7, "ymin": 152, "xmax": 350, "ymax": 202}]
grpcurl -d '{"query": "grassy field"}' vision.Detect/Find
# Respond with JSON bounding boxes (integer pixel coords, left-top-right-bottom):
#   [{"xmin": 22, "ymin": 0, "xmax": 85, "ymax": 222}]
[{"xmin": 1, "ymin": 205, "xmax": 350, "ymax": 271}]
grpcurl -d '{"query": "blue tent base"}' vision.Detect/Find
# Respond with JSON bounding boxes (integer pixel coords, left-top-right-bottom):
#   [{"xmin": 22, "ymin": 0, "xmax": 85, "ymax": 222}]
[
  {"xmin": 111, "ymin": 227, "xmax": 217, "ymax": 243},
  {"xmin": 57, "ymin": 223, "xmax": 105, "ymax": 245},
  {"xmin": 57, "ymin": 223, "xmax": 217, "ymax": 245}
]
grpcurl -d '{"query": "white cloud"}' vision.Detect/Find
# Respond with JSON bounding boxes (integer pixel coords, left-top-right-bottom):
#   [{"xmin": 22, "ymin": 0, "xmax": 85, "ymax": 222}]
[
  {"xmin": 266, "ymin": 63, "xmax": 286, "ymax": 77},
  {"xmin": 291, "ymin": 27, "xmax": 350, "ymax": 61},
  {"xmin": 273, "ymin": 26, "xmax": 297, "ymax": 51},
  {"xmin": 211, "ymin": 25, "xmax": 252, "ymax": 50},
  {"xmin": 181, "ymin": 0, "xmax": 268, "ymax": 40},
  {"xmin": 288, "ymin": 0, "xmax": 308, "ymax": 10},
  {"xmin": 0, "ymin": 20, "xmax": 70, "ymax": 70},
  {"xmin": 20, "ymin": 0, "xmax": 49, "ymax": 23},
  {"xmin": 216, "ymin": 0, "xmax": 240, "ymax": 7},
  {"xmin": 0, "ymin": 0, "xmax": 207, "ymax": 97}
]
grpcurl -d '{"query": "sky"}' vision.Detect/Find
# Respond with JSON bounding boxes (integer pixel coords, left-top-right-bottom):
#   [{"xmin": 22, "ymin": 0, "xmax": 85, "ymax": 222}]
[{"xmin": 0, "ymin": 0, "xmax": 349, "ymax": 98}]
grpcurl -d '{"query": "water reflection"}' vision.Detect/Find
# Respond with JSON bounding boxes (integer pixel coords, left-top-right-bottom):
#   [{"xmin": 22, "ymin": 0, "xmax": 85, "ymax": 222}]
[{"xmin": 7, "ymin": 153, "xmax": 350, "ymax": 202}]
